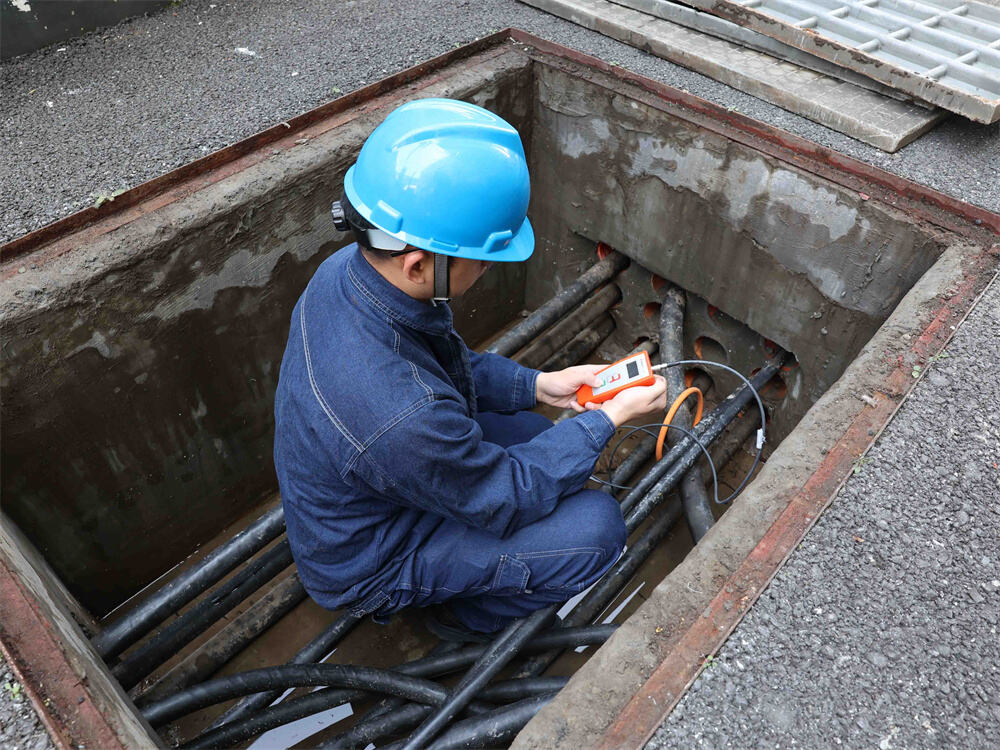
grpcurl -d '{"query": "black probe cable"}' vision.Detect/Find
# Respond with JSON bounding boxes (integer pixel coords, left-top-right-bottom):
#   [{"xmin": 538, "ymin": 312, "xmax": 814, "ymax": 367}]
[
  {"xmin": 590, "ymin": 422, "xmax": 720, "ymax": 500},
  {"xmin": 588, "ymin": 359, "xmax": 769, "ymax": 505}
]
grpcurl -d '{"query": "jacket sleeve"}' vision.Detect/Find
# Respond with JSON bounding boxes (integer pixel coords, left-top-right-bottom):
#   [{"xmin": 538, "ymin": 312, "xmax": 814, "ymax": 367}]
[
  {"xmin": 351, "ymin": 398, "xmax": 616, "ymax": 537},
  {"xmin": 467, "ymin": 349, "xmax": 540, "ymax": 414}
]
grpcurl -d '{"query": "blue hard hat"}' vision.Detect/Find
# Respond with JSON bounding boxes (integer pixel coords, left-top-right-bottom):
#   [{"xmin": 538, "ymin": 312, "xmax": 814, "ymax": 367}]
[{"xmin": 343, "ymin": 98, "xmax": 534, "ymax": 262}]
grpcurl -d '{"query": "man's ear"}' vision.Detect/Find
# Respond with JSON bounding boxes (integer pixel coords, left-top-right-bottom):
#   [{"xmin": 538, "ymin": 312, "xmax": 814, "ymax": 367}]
[{"xmin": 401, "ymin": 249, "xmax": 431, "ymax": 285}]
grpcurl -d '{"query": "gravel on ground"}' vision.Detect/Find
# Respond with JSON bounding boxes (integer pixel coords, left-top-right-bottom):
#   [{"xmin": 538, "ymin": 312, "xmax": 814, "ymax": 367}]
[
  {"xmin": 0, "ymin": 655, "xmax": 55, "ymax": 750},
  {"xmin": 1, "ymin": 0, "xmax": 998, "ymax": 244},
  {"xmin": 648, "ymin": 273, "xmax": 1000, "ymax": 750}
]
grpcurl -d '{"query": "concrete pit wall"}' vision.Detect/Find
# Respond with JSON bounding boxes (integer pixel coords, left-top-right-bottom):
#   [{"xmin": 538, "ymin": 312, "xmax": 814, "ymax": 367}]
[
  {"xmin": 0, "ymin": 49, "xmax": 533, "ymax": 616},
  {"xmin": 524, "ymin": 63, "xmax": 945, "ymax": 442}
]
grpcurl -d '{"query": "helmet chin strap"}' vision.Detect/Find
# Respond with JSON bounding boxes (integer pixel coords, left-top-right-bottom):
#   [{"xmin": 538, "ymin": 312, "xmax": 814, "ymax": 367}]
[{"xmin": 432, "ymin": 253, "xmax": 451, "ymax": 306}]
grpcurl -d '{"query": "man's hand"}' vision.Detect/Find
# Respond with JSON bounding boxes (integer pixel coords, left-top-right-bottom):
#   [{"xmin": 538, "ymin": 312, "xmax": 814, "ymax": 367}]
[
  {"xmin": 536, "ymin": 365, "xmax": 606, "ymax": 412},
  {"xmin": 587, "ymin": 375, "xmax": 668, "ymax": 428},
  {"xmin": 537, "ymin": 367, "xmax": 669, "ymax": 427}
]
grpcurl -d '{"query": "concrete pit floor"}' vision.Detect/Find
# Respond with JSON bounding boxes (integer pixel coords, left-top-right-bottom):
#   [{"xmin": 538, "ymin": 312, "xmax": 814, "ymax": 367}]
[{"xmin": 1, "ymin": 1, "xmax": 999, "ymax": 748}]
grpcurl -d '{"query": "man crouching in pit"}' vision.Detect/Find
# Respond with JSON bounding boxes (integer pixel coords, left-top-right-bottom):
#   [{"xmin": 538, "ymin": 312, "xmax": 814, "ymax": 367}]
[{"xmin": 274, "ymin": 98, "xmax": 666, "ymax": 641}]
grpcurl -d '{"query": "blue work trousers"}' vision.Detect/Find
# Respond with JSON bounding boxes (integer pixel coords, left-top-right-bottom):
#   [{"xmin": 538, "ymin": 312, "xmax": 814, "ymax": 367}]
[{"xmin": 379, "ymin": 411, "xmax": 627, "ymax": 633}]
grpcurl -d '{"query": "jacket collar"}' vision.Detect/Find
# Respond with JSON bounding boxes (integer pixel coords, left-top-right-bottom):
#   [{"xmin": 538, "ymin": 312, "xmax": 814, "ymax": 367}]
[{"xmin": 346, "ymin": 244, "xmax": 454, "ymax": 336}]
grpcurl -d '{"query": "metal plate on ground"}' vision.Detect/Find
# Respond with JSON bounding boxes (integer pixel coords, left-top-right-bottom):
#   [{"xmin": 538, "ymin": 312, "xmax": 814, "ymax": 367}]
[
  {"xmin": 608, "ymin": 0, "xmax": 924, "ymax": 99},
  {"xmin": 521, "ymin": 0, "xmax": 947, "ymax": 150},
  {"xmin": 681, "ymin": 0, "xmax": 1000, "ymax": 122}
]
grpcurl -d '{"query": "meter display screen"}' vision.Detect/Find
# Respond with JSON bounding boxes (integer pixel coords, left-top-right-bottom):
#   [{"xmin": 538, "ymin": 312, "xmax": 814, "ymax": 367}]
[{"xmin": 590, "ymin": 354, "xmax": 650, "ymax": 397}]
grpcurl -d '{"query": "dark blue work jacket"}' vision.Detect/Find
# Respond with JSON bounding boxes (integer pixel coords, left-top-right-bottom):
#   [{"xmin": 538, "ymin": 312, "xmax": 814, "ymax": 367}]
[{"xmin": 273, "ymin": 245, "xmax": 616, "ymax": 616}]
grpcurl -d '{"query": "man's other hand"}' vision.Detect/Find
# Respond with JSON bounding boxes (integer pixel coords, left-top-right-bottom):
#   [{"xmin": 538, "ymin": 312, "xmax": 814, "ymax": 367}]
[{"xmin": 536, "ymin": 365, "xmax": 606, "ymax": 411}]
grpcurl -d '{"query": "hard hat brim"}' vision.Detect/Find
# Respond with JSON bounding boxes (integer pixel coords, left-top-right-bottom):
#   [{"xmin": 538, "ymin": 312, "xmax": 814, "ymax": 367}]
[{"xmin": 403, "ymin": 216, "xmax": 534, "ymax": 262}]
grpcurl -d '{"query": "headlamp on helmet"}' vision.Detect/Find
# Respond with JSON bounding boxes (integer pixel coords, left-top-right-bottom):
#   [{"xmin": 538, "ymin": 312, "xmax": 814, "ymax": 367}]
[{"xmin": 331, "ymin": 194, "xmax": 407, "ymax": 252}]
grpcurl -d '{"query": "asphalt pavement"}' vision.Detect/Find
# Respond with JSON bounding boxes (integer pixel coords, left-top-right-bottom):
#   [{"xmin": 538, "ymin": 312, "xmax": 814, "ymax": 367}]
[{"xmin": 1, "ymin": 1, "xmax": 998, "ymax": 748}]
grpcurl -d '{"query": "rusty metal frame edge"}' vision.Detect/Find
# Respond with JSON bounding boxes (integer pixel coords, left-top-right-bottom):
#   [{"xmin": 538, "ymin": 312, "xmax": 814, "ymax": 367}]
[
  {"xmin": 0, "ymin": 635, "xmax": 69, "ymax": 750},
  {"xmin": 684, "ymin": 0, "xmax": 1000, "ymax": 123},
  {"xmin": 595, "ymin": 257, "xmax": 999, "ymax": 749},
  {"xmin": 0, "ymin": 29, "xmax": 515, "ymax": 265},
  {"xmin": 0, "ymin": 556, "xmax": 132, "ymax": 750}
]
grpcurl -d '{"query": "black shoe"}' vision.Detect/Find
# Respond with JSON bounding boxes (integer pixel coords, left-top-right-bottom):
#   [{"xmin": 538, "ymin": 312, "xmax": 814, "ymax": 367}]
[{"xmin": 422, "ymin": 605, "xmax": 495, "ymax": 644}]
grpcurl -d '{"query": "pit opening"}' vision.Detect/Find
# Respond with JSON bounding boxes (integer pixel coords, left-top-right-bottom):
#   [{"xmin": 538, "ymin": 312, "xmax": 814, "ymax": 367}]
[{"xmin": 0, "ymin": 33, "xmax": 964, "ymax": 750}]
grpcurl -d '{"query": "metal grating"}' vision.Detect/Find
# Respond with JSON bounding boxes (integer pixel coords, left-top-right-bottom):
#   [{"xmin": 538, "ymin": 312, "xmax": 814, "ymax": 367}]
[
  {"xmin": 609, "ymin": 0, "xmax": 928, "ymax": 100},
  {"xmin": 684, "ymin": 0, "xmax": 1000, "ymax": 121},
  {"xmin": 525, "ymin": 0, "xmax": 947, "ymax": 150}
]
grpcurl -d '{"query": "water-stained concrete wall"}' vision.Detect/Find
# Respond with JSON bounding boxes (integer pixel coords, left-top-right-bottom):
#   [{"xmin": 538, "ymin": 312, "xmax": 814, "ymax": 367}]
[
  {"xmin": 525, "ymin": 64, "xmax": 945, "ymax": 440},
  {"xmin": 0, "ymin": 51, "xmax": 533, "ymax": 615}
]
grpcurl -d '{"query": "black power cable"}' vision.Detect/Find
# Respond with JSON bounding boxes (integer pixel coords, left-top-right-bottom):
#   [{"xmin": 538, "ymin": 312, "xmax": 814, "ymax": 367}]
[
  {"xmin": 590, "ymin": 358, "xmax": 772, "ymax": 506},
  {"xmin": 178, "ymin": 626, "xmax": 614, "ymax": 748},
  {"xmin": 400, "ymin": 606, "xmax": 553, "ymax": 749},
  {"xmin": 93, "ymin": 504, "xmax": 286, "ymax": 660},
  {"xmin": 144, "ymin": 664, "xmax": 447, "ymax": 727},
  {"xmin": 205, "ymin": 611, "xmax": 361, "ymax": 728},
  {"xmin": 321, "ymin": 678, "xmax": 567, "ymax": 750},
  {"xmin": 114, "ymin": 539, "xmax": 294, "ymax": 690}
]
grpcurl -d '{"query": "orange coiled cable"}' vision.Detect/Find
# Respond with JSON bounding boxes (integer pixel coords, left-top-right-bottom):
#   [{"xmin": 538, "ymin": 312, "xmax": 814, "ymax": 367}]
[{"xmin": 655, "ymin": 387, "xmax": 704, "ymax": 461}]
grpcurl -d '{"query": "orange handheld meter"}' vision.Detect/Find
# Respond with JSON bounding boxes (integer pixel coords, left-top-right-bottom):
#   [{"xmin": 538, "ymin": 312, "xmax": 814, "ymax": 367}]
[{"xmin": 577, "ymin": 351, "xmax": 656, "ymax": 406}]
